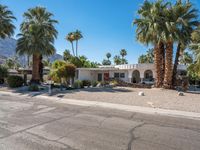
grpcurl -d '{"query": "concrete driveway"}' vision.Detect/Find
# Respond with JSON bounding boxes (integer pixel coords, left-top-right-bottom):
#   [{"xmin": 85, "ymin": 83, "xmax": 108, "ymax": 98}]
[{"xmin": 0, "ymin": 93, "xmax": 200, "ymax": 150}]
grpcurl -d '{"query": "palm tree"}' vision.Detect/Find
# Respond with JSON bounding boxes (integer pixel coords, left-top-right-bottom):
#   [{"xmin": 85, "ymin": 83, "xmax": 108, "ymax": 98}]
[
  {"xmin": 134, "ymin": 0, "xmax": 167, "ymax": 88},
  {"xmin": 63, "ymin": 49, "xmax": 72, "ymax": 62},
  {"xmin": 172, "ymin": 0, "xmax": 199, "ymax": 86},
  {"xmin": 138, "ymin": 49, "xmax": 154, "ymax": 64},
  {"xmin": 120, "ymin": 49, "xmax": 127, "ymax": 59},
  {"xmin": 16, "ymin": 6, "xmax": 58, "ymax": 83},
  {"xmin": 0, "ymin": 4, "xmax": 16, "ymax": 38},
  {"xmin": 120, "ymin": 49, "xmax": 128, "ymax": 64},
  {"xmin": 106, "ymin": 52, "xmax": 111, "ymax": 60},
  {"xmin": 66, "ymin": 32, "xmax": 75, "ymax": 56},
  {"xmin": 190, "ymin": 26, "xmax": 200, "ymax": 64},
  {"xmin": 138, "ymin": 54, "xmax": 148, "ymax": 64},
  {"xmin": 74, "ymin": 30, "xmax": 83, "ymax": 57},
  {"xmin": 114, "ymin": 55, "xmax": 121, "ymax": 65}
]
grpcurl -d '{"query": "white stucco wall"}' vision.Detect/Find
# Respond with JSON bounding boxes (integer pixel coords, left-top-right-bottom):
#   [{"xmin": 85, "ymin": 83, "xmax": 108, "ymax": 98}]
[{"xmin": 78, "ymin": 70, "xmax": 94, "ymax": 81}]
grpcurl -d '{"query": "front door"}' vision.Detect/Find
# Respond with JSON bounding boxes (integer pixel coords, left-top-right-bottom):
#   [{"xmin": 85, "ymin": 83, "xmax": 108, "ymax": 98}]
[
  {"xmin": 104, "ymin": 73, "xmax": 109, "ymax": 81},
  {"xmin": 97, "ymin": 73, "xmax": 102, "ymax": 81}
]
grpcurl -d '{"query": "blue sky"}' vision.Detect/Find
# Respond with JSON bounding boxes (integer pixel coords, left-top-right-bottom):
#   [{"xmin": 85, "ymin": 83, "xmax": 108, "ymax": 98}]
[{"xmin": 1, "ymin": 0, "xmax": 200, "ymax": 64}]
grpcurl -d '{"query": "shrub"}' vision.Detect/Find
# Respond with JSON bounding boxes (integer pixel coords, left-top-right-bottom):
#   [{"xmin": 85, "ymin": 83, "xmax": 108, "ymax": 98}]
[
  {"xmin": 28, "ymin": 84, "xmax": 39, "ymax": 91},
  {"xmin": 110, "ymin": 80, "xmax": 118, "ymax": 86},
  {"xmin": 50, "ymin": 62, "xmax": 76, "ymax": 83},
  {"xmin": 91, "ymin": 80, "xmax": 98, "ymax": 87},
  {"xmin": 73, "ymin": 80, "xmax": 83, "ymax": 89},
  {"xmin": 7, "ymin": 75, "xmax": 23, "ymax": 88},
  {"xmin": 82, "ymin": 80, "xmax": 91, "ymax": 87},
  {"xmin": 0, "ymin": 65, "xmax": 8, "ymax": 84}
]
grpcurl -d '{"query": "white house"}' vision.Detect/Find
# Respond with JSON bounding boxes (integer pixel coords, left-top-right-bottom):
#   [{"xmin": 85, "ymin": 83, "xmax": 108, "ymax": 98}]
[{"xmin": 76, "ymin": 64, "xmax": 187, "ymax": 84}]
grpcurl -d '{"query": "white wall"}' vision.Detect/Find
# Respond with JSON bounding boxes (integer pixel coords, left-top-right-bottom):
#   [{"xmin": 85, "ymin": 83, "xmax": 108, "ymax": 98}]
[{"xmin": 78, "ymin": 70, "xmax": 94, "ymax": 81}]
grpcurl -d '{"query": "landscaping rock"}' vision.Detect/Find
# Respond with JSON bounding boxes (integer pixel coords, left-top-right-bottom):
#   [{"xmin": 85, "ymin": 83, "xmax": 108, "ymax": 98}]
[
  {"xmin": 96, "ymin": 83, "xmax": 102, "ymax": 87},
  {"xmin": 138, "ymin": 91, "xmax": 144, "ymax": 96},
  {"xmin": 178, "ymin": 92, "xmax": 184, "ymax": 96}
]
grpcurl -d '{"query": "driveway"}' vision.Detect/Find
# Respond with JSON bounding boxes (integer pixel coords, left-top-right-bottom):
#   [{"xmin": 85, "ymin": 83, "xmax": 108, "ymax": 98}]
[{"xmin": 0, "ymin": 93, "xmax": 200, "ymax": 150}]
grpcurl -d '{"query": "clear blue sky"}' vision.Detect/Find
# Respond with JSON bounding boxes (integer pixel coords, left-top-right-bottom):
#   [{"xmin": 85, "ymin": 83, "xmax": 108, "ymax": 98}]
[{"xmin": 1, "ymin": 0, "xmax": 200, "ymax": 64}]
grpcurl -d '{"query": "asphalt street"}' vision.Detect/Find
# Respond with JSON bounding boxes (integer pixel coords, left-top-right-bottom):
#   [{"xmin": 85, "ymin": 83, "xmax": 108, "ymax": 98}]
[{"xmin": 0, "ymin": 93, "xmax": 200, "ymax": 150}]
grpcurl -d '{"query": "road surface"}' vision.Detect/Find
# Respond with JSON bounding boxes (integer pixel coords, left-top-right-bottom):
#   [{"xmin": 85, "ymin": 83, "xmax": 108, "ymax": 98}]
[{"xmin": 0, "ymin": 93, "xmax": 200, "ymax": 150}]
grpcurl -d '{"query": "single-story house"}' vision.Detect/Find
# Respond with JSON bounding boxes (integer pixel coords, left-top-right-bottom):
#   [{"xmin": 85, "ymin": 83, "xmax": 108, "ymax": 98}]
[{"xmin": 76, "ymin": 64, "xmax": 187, "ymax": 84}]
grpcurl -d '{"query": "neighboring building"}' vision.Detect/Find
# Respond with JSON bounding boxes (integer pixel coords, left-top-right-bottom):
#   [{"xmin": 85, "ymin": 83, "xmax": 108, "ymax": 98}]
[{"xmin": 76, "ymin": 64, "xmax": 187, "ymax": 84}]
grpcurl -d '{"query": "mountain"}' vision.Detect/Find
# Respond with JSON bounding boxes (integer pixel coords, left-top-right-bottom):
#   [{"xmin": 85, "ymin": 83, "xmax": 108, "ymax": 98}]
[{"xmin": 0, "ymin": 38, "xmax": 63, "ymax": 65}]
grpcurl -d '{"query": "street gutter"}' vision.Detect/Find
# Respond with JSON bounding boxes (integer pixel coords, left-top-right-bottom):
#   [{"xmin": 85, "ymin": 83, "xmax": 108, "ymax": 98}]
[{"xmin": 1, "ymin": 91, "xmax": 200, "ymax": 121}]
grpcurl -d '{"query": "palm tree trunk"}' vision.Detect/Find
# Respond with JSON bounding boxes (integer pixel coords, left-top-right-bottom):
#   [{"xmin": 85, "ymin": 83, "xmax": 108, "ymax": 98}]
[
  {"xmin": 31, "ymin": 53, "xmax": 40, "ymax": 84},
  {"xmin": 172, "ymin": 43, "xmax": 181, "ymax": 87},
  {"xmin": 154, "ymin": 42, "xmax": 164, "ymax": 88},
  {"xmin": 164, "ymin": 41, "xmax": 173, "ymax": 89},
  {"xmin": 76, "ymin": 40, "xmax": 78, "ymax": 57},
  {"xmin": 27, "ymin": 55, "xmax": 30, "ymax": 67},
  {"xmin": 160, "ymin": 42, "xmax": 165, "ymax": 86},
  {"xmin": 71, "ymin": 42, "xmax": 75, "ymax": 56}
]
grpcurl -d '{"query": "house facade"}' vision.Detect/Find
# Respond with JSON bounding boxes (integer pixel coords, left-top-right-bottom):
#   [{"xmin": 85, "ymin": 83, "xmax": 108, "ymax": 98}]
[{"xmin": 76, "ymin": 64, "xmax": 187, "ymax": 84}]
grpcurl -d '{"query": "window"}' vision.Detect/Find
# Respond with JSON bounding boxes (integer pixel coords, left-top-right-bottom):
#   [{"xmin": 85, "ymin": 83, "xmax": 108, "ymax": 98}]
[
  {"xmin": 120, "ymin": 73, "xmax": 125, "ymax": 78},
  {"xmin": 114, "ymin": 73, "xmax": 119, "ymax": 78},
  {"xmin": 114, "ymin": 73, "xmax": 125, "ymax": 78}
]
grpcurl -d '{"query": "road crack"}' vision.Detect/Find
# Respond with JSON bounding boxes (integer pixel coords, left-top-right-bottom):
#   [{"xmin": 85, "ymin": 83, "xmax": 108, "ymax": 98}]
[{"xmin": 127, "ymin": 122, "xmax": 145, "ymax": 150}]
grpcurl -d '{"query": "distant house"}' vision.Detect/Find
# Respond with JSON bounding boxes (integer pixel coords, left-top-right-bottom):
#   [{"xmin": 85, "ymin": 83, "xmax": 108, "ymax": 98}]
[{"xmin": 76, "ymin": 64, "xmax": 187, "ymax": 84}]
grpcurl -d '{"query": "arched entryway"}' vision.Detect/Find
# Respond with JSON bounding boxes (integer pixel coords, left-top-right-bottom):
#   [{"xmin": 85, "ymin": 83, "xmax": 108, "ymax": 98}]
[
  {"xmin": 132, "ymin": 70, "xmax": 140, "ymax": 83},
  {"xmin": 144, "ymin": 70, "xmax": 153, "ymax": 81}
]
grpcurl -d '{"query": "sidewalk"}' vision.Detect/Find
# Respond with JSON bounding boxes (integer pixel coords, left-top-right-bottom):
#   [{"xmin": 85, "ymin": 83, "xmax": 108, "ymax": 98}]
[{"xmin": 1, "ymin": 90, "xmax": 200, "ymax": 120}]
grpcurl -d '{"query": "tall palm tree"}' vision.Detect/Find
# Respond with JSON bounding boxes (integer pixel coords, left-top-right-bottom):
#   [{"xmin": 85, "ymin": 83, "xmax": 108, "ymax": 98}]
[
  {"xmin": 0, "ymin": 4, "xmax": 16, "ymax": 38},
  {"xmin": 134, "ymin": 0, "xmax": 168, "ymax": 87},
  {"xmin": 66, "ymin": 32, "xmax": 75, "ymax": 56},
  {"xmin": 16, "ymin": 6, "xmax": 58, "ymax": 83},
  {"xmin": 120, "ymin": 49, "xmax": 127, "ymax": 64},
  {"xmin": 120, "ymin": 49, "xmax": 127, "ymax": 58},
  {"xmin": 114, "ymin": 55, "xmax": 121, "ymax": 65},
  {"xmin": 172, "ymin": 0, "xmax": 199, "ymax": 86},
  {"xmin": 106, "ymin": 52, "xmax": 111, "ymax": 60},
  {"xmin": 74, "ymin": 30, "xmax": 83, "ymax": 57}
]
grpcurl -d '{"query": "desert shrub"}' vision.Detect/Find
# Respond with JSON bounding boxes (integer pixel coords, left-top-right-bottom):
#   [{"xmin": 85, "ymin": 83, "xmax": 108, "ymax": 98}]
[
  {"xmin": 28, "ymin": 84, "xmax": 39, "ymax": 91},
  {"xmin": 82, "ymin": 80, "xmax": 91, "ymax": 87},
  {"xmin": 91, "ymin": 80, "xmax": 98, "ymax": 87},
  {"xmin": 73, "ymin": 80, "xmax": 83, "ymax": 89},
  {"xmin": 0, "ymin": 65, "xmax": 8, "ymax": 84},
  {"xmin": 50, "ymin": 62, "xmax": 76, "ymax": 84},
  {"xmin": 110, "ymin": 80, "xmax": 118, "ymax": 86},
  {"xmin": 7, "ymin": 75, "xmax": 23, "ymax": 88}
]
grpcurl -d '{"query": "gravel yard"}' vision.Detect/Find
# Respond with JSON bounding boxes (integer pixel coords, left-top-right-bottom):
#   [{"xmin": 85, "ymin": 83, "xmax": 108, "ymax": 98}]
[{"xmin": 54, "ymin": 87, "xmax": 200, "ymax": 113}]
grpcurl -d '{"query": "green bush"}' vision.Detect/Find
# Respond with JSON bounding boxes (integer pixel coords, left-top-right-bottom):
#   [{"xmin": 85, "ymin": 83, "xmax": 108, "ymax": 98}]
[
  {"xmin": 28, "ymin": 84, "xmax": 39, "ymax": 91},
  {"xmin": 0, "ymin": 65, "xmax": 8, "ymax": 84},
  {"xmin": 7, "ymin": 75, "xmax": 23, "ymax": 88},
  {"xmin": 91, "ymin": 80, "xmax": 98, "ymax": 87},
  {"xmin": 82, "ymin": 80, "xmax": 91, "ymax": 87},
  {"xmin": 73, "ymin": 80, "xmax": 83, "ymax": 89}
]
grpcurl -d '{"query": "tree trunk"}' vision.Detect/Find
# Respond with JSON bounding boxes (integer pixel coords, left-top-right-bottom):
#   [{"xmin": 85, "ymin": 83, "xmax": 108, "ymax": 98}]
[
  {"xmin": 154, "ymin": 42, "xmax": 163, "ymax": 88},
  {"xmin": 164, "ymin": 41, "xmax": 173, "ymax": 89},
  {"xmin": 31, "ymin": 53, "xmax": 40, "ymax": 84},
  {"xmin": 160, "ymin": 42, "xmax": 165, "ymax": 86},
  {"xmin": 71, "ymin": 42, "xmax": 75, "ymax": 56},
  {"xmin": 172, "ymin": 43, "xmax": 181, "ymax": 87},
  {"xmin": 27, "ymin": 55, "xmax": 30, "ymax": 67},
  {"xmin": 76, "ymin": 40, "xmax": 78, "ymax": 57}
]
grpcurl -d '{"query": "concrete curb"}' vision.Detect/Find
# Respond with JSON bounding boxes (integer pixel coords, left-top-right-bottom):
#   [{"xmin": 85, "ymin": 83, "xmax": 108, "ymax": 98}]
[{"xmin": 1, "ymin": 91, "xmax": 200, "ymax": 120}]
